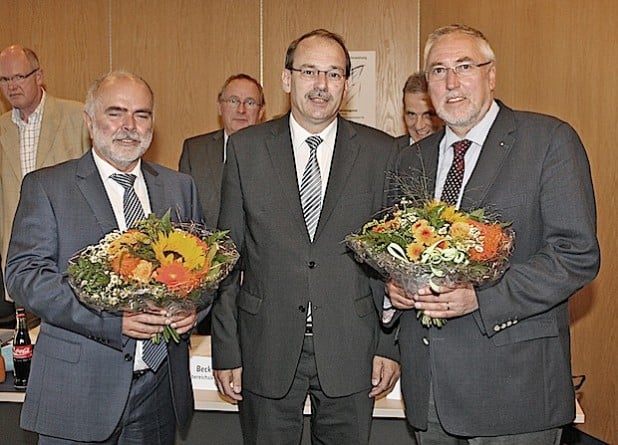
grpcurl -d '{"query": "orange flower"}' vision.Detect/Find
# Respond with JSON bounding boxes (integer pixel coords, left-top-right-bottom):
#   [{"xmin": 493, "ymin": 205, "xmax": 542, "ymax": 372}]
[
  {"xmin": 411, "ymin": 220, "xmax": 439, "ymax": 245},
  {"xmin": 153, "ymin": 263, "xmax": 201, "ymax": 296},
  {"xmin": 468, "ymin": 221, "xmax": 507, "ymax": 262},
  {"xmin": 406, "ymin": 242, "xmax": 425, "ymax": 261},
  {"xmin": 110, "ymin": 253, "xmax": 144, "ymax": 280}
]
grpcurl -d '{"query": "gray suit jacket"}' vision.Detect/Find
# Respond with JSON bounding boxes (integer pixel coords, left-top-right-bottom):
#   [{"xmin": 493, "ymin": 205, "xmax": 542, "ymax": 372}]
[
  {"xmin": 211, "ymin": 114, "xmax": 400, "ymax": 399},
  {"xmin": 395, "ymin": 101, "xmax": 600, "ymax": 436},
  {"xmin": 179, "ymin": 129, "xmax": 224, "ymax": 227},
  {"xmin": 5, "ymin": 151, "xmax": 201, "ymax": 441}
]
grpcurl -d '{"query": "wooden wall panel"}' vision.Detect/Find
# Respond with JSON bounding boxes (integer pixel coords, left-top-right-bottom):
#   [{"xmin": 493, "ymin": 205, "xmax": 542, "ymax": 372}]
[
  {"xmin": 420, "ymin": 1, "xmax": 617, "ymax": 442},
  {"xmin": 0, "ymin": 0, "xmax": 108, "ymax": 114},
  {"xmin": 262, "ymin": 0, "xmax": 420, "ymax": 137},
  {"xmin": 111, "ymin": 0, "xmax": 261, "ymax": 168}
]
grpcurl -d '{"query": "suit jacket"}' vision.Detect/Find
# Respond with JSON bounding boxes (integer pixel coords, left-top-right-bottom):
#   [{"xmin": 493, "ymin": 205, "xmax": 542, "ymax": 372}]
[
  {"xmin": 395, "ymin": 134, "xmax": 411, "ymax": 148},
  {"xmin": 0, "ymin": 94, "xmax": 90, "ymax": 279},
  {"xmin": 179, "ymin": 129, "xmax": 225, "ymax": 227},
  {"xmin": 395, "ymin": 101, "xmax": 600, "ymax": 436},
  {"xmin": 5, "ymin": 151, "xmax": 201, "ymax": 441},
  {"xmin": 211, "ymin": 114, "xmax": 400, "ymax": 399}
]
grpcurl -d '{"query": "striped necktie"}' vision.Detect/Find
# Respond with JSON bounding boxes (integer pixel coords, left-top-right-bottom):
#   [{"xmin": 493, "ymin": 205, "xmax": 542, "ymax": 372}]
[
  {"xmin": 300, "ymin": 135, "xmax": 323, "ymax": 241},
  {"xmin": 110, "ymin": 173, "xmax": 167, "ymax": 371}
]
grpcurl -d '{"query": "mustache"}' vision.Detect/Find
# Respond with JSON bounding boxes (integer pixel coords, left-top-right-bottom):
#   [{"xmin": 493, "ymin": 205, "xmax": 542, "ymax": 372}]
[
  {"xmin": 306, "ymin": 90, "xmax": 331, "ymax": 101},
  {"xmin": 113, "ymin": 131, "xmax": 141, "ymax": 142}
]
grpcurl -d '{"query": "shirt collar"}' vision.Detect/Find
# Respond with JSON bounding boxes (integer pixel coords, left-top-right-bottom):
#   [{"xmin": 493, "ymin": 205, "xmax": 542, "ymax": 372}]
[
  {"xmin": 92, "ymin": 147, "xmax": 144, "ymax": 180},
  {"xmin": 289, "ymin": 114, "xmax": 338, "ymax": 148}
]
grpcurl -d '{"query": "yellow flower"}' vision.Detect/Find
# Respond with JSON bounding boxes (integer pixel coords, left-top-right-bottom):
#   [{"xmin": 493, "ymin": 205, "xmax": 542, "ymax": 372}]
[
  {"xmin": 411, "ymin": 220, "xmax": 440, "ymax": 245},
  {"xmin": 152, "ymin": 230, "xmax": 208, "ymax": 271},
  {"xmin": 108, "ymin": 230, "xmax": 150, "ymax": 256},
  {"xmin": 441, "ymin": 205, "xmax": 468, "ymax": 224},
  {"xmin": 449, "ymin": 221, "xmax": 472, "ymax": 238}
]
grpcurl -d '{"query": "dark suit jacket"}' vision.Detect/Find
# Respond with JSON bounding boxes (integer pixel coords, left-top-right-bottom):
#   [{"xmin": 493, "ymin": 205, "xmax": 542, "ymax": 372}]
[
  {"xmin": 5, "ymin": 151, "xmax": 201, "ymax": 441},
  {"xmin": 212, "ymin": 114, "xmax": 400, "ymax": 398},
  {"xmin": 179, "ymin": 129, "xmax": 224, "ymax": 227},
  {"xmin": 395, "ymin": 134, "xmax": 411, "ymax": 148},
  {"xmin": 395, "ymin": 101, "xmax": 600, "ymax": 436}
]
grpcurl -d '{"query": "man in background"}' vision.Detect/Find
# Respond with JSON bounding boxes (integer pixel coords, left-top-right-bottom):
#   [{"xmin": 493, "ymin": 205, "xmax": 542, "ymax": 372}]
[
  {"xmin": 179, "ymin": 73, "xmax": 264, "ymax": 334},
  {"xmin": 0, "ymin": 44, "xmax": 90, "ymax": 327},
  {"xmin": 212, "ymin": 29, "xmax": 399, "ymax": 444},
  {"xmin": 397, "ymin": 70, "xmax": 443, "ymax": 147},
  {"xmin": 179, "ymin": 73, "xmax": 265, "ymax": 227},
  {"xmin": 388, "ymin": 24, "xmax": 599, "ymax": 444},
  {"xmin": 6, "ymin": 71, "xmax": 199, "ymax": 444}
]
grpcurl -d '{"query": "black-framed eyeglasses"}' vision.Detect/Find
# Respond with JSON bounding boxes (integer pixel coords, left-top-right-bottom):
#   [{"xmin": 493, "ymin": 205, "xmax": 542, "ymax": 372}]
[
  {"xmin": 425, "ymin": 61, "xmax": 492, "ymax": 82},
  {"xmin": 0, "ymin": 68, "xmax": 39, "ymax": 85},
  {"xmin": 220, "ymin": 97, "xmax": 262, "ymax": 109},
  {"xmin": 288, "ymin": 67, "xmax": 346, "ymax": 82}
]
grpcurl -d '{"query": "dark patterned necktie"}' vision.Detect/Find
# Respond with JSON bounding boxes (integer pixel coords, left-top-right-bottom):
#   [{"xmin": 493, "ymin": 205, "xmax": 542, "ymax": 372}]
[
  {"xmin": 110, "ymin": 173, "xmax": 167, "ymax": 371},
  {"xmin": 300, "ymin": 135, "xmax": 323, "ymax": 241},
  {"xmin": 440, "ymin": 139, "xmax": 472, "ymax": 206}
]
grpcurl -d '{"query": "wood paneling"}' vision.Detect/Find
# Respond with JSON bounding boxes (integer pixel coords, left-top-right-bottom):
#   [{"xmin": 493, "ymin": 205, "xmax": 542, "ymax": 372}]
[
  {"xmin": 262, "ymin": 0, "xmax": 419, "ymax": 137},
  {"xmin": 420, "ymin": 1, "xmax": 617, "ymax": 442},
  {"xmin": 0, "ymin": 0, "xmax": 108, "ymax": 113},
  {"xmin": 111, "ymin": 0, "xmax": 261, "ymax": 167}
]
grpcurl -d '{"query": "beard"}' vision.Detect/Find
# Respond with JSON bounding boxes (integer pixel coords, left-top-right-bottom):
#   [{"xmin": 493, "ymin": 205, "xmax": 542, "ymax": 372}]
[{"xmin": 92, "ymin": 125, "xmax": 152, "ymax": 171}]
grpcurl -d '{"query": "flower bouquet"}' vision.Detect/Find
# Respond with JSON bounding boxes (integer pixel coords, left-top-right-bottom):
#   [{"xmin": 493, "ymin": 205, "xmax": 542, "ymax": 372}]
[
  {"xmin": 346, "ymin": 199, "xmax": 514, "ymax": 327},
  {"xmin": 67, "ymin": 211, "xmax": 239, "ymax": 343}
]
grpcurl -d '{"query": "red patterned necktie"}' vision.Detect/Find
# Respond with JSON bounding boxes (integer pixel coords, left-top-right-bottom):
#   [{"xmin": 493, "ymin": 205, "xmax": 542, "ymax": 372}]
[{"xmin": 440, "ymin": 139, "xmax": 472, "ymax": 206}]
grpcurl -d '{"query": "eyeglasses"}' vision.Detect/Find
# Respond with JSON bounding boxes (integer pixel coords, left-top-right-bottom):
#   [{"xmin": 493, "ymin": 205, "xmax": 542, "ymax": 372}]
[
  {"xmin": 220, "ymin": 97, "xmax": 262, "ymax": 109},
  {"xmin": 425, "ymin": 61, "xmax": 492, "ymax": 82},
  {"xmin": 0, "ymin": 68, "xmax": 39, "ymax": 85},
  {"xmin": 288, "ymin": 67, "xmax": 346, "ymax": 82}
]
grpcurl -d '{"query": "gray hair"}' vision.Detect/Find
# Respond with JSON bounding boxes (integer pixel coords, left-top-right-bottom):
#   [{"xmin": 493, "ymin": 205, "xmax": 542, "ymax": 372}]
[
  {"xmin": 84, "ymin": 70, "xmax": 154, "ymax": 118},
  {"xmin": 423, "ymin": 24, "xmax": 496, "ymax": 68}
]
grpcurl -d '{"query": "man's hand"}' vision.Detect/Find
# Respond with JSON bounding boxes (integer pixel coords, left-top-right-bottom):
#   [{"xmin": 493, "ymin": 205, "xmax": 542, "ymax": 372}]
[
  {"xmin": 122, "ymin": 308, "xmax": 197, "ymax": 339},
  {"xmin": 214, "ymin": 367, "xmax": 243, "ymax": 403},
  {"xmin": 414, "ymin": 283, "xmax": 478, "ymax": 319},
  {"xmin": 385, "ymin": 279, "xmax": 415, "ymax": 310},
  {"xmin": 368, "ymin": 356, "xmax": 400, "ymax": 398},
  {"xmin": 122, "ymin": 310, "xmax": 167, "ymax": 339}
]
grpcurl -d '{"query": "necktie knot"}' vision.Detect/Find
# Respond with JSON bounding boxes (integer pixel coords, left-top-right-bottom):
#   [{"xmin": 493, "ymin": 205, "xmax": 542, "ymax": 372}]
[
  {"xmin": 110, "ymin": 173, "xmax": 137, "ymax": 190},
  {"xmin": 452, "ymin": 139, "xmax": 472, "ymax": 158},
  {"xmin": 306, "ymin": 135, "xmax": 323, "ymax": 153}
]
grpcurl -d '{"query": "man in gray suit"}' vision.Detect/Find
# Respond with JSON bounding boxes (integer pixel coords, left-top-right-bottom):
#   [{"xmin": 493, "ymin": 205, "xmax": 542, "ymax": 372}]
[
  {"xmin": 6, "ymin": 71, "xmax": 201, "ymax": 444},
  {"xmin": 180, "ymin": 74, "xmax": 264, "ymax": 334},
  {"xmin": 387, "ymin": 24, "xmax": 600, "ymax": 444},
  {"xmin": 211, "ymin": 29, "xmax": 400, "ymax": 444},
  {"xmin": 179, "ymin": 73, "xmax": 265, "ymax": 227}
]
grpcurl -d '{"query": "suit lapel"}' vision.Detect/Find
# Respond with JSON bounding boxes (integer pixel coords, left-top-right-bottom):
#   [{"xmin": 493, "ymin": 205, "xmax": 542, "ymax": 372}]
[
  {"xmin": 316, "ymin": 117, "xmax": 360, "ymax": 239},
  {"xmin": 0, "ymin": 113, "xmax": 23, "ymax": 181},
  {"xmin": 75, "ymin": 151, "xmax": 118, "ymax": 235},
  {"xmin": 206, "ymin": 130, "xmax": 224, "ymax": 192},
  {"xmin": 461, "ymin": 104, "xmax": 516, "ymax": 211},
  {"xmin": 265, "ymin": 116, "xmax": 309, "ymax": 238},
  {"xmin": 36, "ymin": 96, "xmax": 61, "ymax": 169}
]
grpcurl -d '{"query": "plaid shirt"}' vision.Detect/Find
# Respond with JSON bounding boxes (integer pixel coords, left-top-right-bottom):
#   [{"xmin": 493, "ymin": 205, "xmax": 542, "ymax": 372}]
[{"xmin": 12, "ymin": 90, "xmax": 46, "ymax": 177}]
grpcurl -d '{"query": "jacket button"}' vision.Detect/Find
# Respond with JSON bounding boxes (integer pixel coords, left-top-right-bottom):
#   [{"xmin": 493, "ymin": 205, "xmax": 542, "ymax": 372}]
[
  {"xmin": 124, "ymin": 354, "xmax": 133, "ymax": 361},
  {"xmin": 308, "ymin": 261, "xmax": 316, "ymax": 268},
  {"xmin": 298, "ymin": 305, "xmax": 306, "ymax": 313},
  {"xmin": 422, "ymin": 337, "xmax": 429, "ymax": 346}
]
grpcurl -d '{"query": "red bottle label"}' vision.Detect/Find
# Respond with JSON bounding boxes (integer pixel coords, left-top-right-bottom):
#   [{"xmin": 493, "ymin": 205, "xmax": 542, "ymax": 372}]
[{"xmin": 13, "ymin": 344, "xmax": 33, "ymax": 359}]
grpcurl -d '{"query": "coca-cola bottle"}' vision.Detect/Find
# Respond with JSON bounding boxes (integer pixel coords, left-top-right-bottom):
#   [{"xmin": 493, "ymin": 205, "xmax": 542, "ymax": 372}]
[{"xmin": 13, "ymin": 308, "xmax": 32, "ymax": 390}]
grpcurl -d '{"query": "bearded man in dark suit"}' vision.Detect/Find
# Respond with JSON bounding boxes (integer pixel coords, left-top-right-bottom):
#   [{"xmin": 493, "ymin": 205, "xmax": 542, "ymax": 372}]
[
  {"xmin": 6, "ymin": 71, "xmax": 201, "ymax": 444},
  {"xmin": 387, "ymin": 24, "xmax": 600, "ymax": 445}
]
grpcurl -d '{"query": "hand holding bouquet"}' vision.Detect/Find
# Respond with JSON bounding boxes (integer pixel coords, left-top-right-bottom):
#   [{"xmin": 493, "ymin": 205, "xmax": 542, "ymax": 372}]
[
  {"xmin": 67, "ymin": 211, "xmax": 239, "ymax": 342},
  {"xmin": 346, "ymin": 199, "xmax": 514, "ymax": 327}
]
